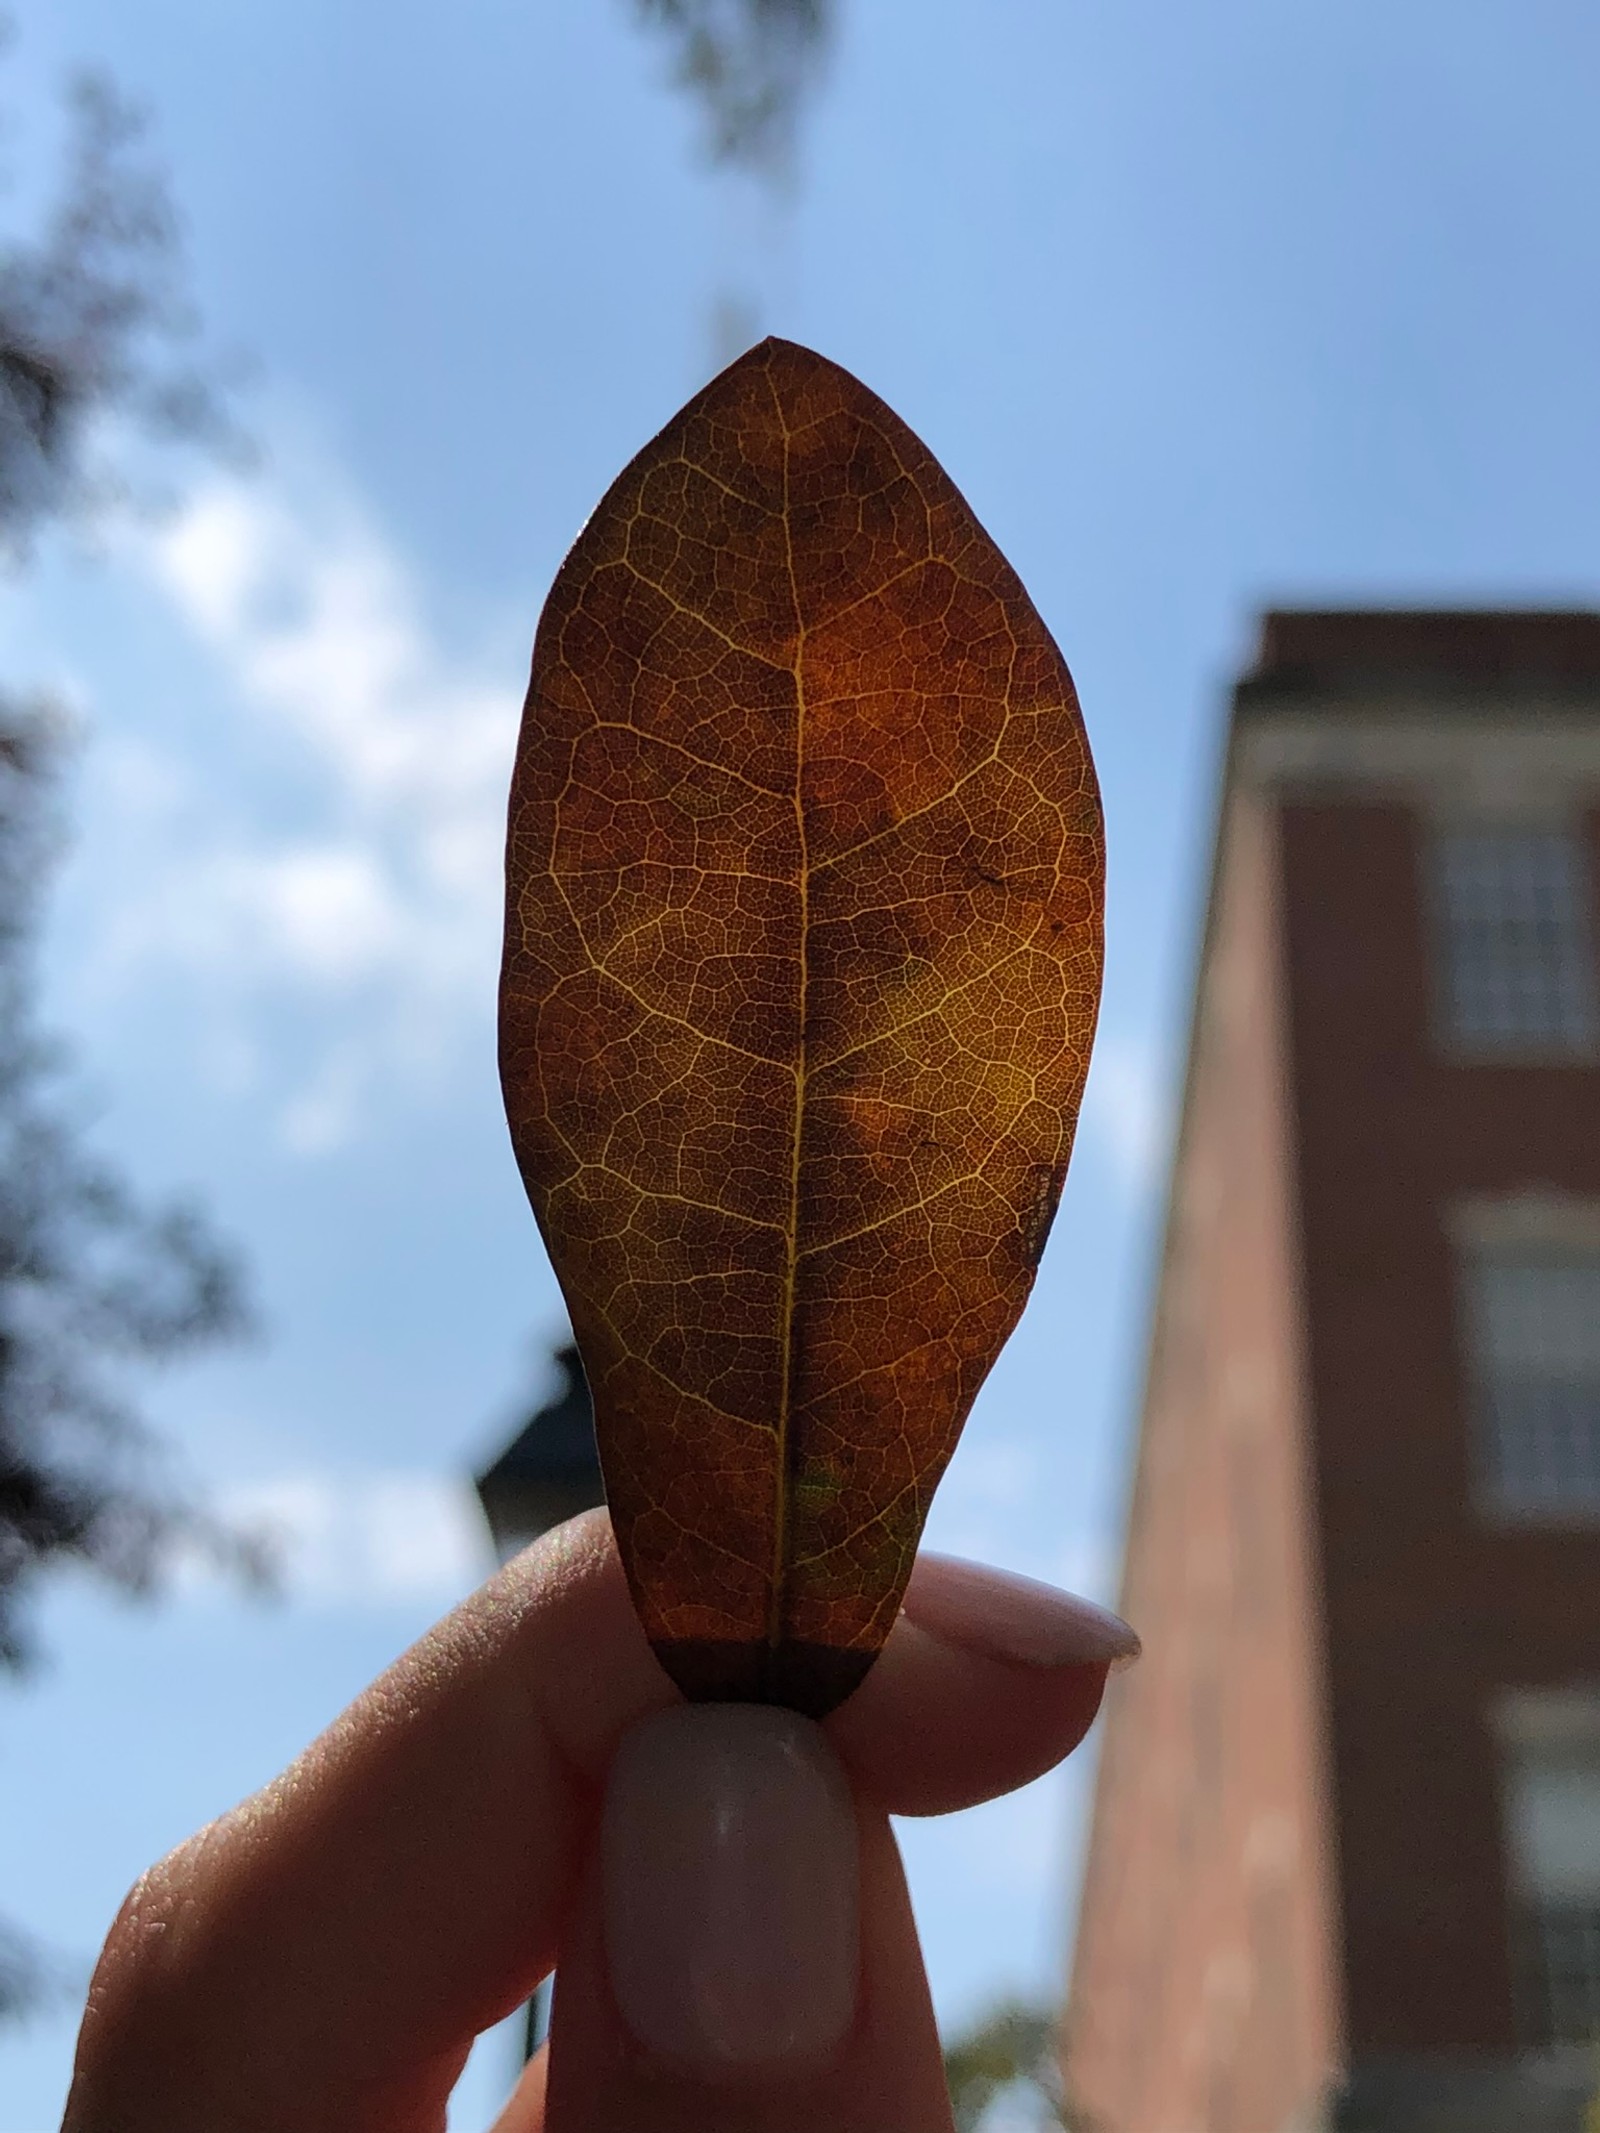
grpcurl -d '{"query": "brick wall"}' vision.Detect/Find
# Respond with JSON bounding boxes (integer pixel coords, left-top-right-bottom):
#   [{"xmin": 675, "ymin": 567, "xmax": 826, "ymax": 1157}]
[{"xmin": 1063, "ymin": 789, "xmax": 1340, "ymax": 2132}]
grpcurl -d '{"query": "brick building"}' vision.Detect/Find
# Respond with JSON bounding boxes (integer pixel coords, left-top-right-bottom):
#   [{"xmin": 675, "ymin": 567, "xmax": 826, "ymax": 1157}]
[{"xmin": 1063, "ymin": 612, "xmax": 1600, "ymax": 2133}]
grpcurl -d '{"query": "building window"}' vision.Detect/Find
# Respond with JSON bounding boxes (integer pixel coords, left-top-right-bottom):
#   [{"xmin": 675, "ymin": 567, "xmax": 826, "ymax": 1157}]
[
  {"xmin": 1500, "ymin": 1696, "xmax": 1600, "ymax": 2050},
  {"xmin": 1461, "ymin": 1239, "xmax": 1600, "ymax": 1518},
  {"xmin": 1433, "ymin": 825, "xmax": 1599, "ymax": 1055}
]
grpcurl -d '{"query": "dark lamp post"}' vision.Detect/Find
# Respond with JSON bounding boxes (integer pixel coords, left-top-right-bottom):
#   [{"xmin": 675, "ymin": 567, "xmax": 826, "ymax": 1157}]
[
  {"xmin": 472, "ymin": 1340, "xmax": 605, "ymax": 2068},
  {"xmin": 474, "ymin": 1343, "xmax": 605, "ymax": 1562}
]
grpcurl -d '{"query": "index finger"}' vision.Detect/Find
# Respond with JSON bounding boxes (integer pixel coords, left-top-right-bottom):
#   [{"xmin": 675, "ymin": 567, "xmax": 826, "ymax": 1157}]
[{"xmin": 65, "ymin": 1512, "xmax": 669, "ymax": 2133}]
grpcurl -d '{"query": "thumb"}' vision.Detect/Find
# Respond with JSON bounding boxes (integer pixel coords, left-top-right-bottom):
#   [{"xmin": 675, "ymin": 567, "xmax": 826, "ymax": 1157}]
[{"xmin": 537, "ymin": 1704, "xmax": 955, "ymax": 2133}]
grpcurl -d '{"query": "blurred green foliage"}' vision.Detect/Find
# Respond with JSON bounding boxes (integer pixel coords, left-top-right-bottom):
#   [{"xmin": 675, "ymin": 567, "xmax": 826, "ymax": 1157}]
[
  {"xmin": 631, "ymin": 0, "xmax": 834, "ymax": 176},
  {"xmin": 944, "ymin": 1998, "xmax": 1073, "ymax": 2131}
]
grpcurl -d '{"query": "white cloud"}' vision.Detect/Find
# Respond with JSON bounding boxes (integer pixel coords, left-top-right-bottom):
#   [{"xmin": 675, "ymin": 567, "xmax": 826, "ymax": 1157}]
[
  {"xmin": 239, "ymin": 847, "xmax": 407, "ymax": 985},
  {"xmin": 83, "ymin": 455, "xmax": 524, "ymax": 1149},
  {"xmin": 150, "ymin": 483, "xmax": 515, "ymax": 818},
  {"xmin": 183, "ymin": 1467, "xmax": 491, "ymax": 1610}
]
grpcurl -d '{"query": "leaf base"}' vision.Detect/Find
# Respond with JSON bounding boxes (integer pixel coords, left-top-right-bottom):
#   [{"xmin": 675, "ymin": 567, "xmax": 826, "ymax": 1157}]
[{"xmin": 652, "ymin": 1637, "xmax": 878, "ymax": 1721}]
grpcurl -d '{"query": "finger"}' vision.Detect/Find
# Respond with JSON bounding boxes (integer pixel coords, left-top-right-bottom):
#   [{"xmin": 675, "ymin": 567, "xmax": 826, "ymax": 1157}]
[
  {"xmin": 65, "ymin": 1510, "xmax": 673, "ymax": 2133},
  {"xmin": 830, "ymin": 1553, "xmax": 1137, "ymax": 1816},
  {"xmin": 538, "ymin": 1563, "xmax": 1139, "ymax": 2129},
  {"xmin": 542, "ymin": 1717, "xmax": 955, "ymax": 2133},
  {"xmin": 65, "ymin": 1512, "xmax": 1134, "ymax": 2133}
]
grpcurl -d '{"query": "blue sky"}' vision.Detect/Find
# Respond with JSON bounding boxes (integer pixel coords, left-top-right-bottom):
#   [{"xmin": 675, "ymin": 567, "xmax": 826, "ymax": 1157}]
[{"xmin": 2, "ymin": 3, "xmax": 1599, "ymax": 2125}]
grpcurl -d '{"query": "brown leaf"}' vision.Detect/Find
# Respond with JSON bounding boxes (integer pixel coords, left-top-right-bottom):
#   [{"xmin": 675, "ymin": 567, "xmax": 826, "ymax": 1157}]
[{"xmin": 501, "ymin": 339, "xmax": 1103, "ymax": 1716}]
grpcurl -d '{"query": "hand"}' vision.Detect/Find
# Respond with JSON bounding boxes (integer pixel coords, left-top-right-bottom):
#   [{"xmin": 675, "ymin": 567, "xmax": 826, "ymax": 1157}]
[{"xmin": 62, "ymin": 1508, "xmax": 1137, "ymax": 2133}]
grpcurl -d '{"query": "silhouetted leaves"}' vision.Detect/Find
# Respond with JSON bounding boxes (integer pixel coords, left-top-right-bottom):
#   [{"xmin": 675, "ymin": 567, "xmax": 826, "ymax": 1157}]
[
  {"xmin": 632, "ymin": 0, "xmax": 833, "ymax": 175},
  {"xmin": 0, "ymin": 706, "xmax": 258, "ymax": 1678},
  {"xmin": 0, "ymin": 65, "xmax": 243, "ymax": 548},
  {"xmin": 502, "ymin": 339, "xmax": 1102, "ymax": 1714},
  {"xmin": 0, "ymin": 34, "xmax": 251, "ymax": 2021},
  {"xmin": 944, "ymin": 1999, "xmax": 1072, "ymax": 2130}
]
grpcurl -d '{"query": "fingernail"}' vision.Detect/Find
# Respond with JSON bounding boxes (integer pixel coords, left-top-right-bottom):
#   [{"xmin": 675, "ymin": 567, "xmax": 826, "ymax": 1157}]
[
  {"xmin": 602, "ymin": 1704, "xmax": 860, "ymax": 2080},
  {"xmin": 902, "ymin": 1555, "xmax": 1141, "ymax": 1672}
]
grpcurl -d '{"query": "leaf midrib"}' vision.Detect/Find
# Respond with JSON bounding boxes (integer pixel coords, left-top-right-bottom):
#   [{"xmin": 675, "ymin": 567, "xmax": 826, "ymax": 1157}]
[{"xmin": 769, "ymin": 376, "xmax": 808, "ymax": 1672}]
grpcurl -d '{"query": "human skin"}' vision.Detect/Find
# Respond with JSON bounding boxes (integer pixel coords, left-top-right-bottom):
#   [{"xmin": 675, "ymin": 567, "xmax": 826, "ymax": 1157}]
[{"xmin": 62, "ymin": 1507, "xmax": 1136, "ymax": 2133}]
